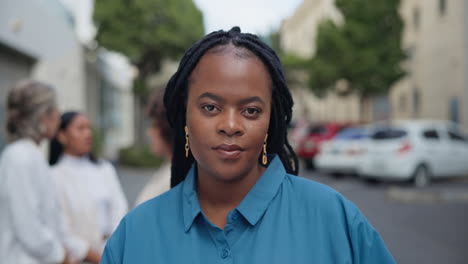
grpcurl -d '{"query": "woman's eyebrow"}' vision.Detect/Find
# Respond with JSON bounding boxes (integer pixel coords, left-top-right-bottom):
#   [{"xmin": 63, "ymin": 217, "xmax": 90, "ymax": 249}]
[
  {"xmin": 198, "ymin": 92, "xmax": 226, "ymax": 103},
  {"xmin": 198, "ymin": 93, "xmax": 265, "ymax": 106},
  {"xmin": 238, "ymin": 96, "xmax": 265, "ymax": 106}
]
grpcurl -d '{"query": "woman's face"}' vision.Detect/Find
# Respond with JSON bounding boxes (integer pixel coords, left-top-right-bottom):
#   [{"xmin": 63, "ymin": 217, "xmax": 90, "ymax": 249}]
[
  {"xmin": 147, "ymin": 125, "xmax": 171, "ymax": 159},
  {"xmin": 59, "ymin": 114, "xmax": 93, "ymax": 156},
  {"xmin": 186, "ymin": 48, "xmax": 272, "ymax": 183}
]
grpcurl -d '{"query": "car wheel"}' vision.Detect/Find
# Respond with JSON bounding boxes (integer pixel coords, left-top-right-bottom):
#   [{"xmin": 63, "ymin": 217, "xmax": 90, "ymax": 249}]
[
  {"xmin": 364, "ymin": 177, "xmax": 380, "ymax": 185},
  {"xmin": 331, "ymin": 172, "xmax": 344, "ymax": 178},
  {"xmin": 304, "ymin": 159, "xmax": 315, "ymax": 170},
  {"xmin": 413, "ymin": 165, "xmax": 431, "ymax": 188}
]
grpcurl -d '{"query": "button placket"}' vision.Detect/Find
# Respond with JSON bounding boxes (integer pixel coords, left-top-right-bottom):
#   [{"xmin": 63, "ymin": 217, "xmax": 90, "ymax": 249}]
[{"xmin": 211, "ymin": 228, "xmax": 232, "ymax": 261}]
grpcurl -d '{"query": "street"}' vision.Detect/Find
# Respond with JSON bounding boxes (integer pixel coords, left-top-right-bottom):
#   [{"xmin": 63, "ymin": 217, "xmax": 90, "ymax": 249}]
[{"xmin": 117, "ymin": 165, "xmax": 468, "ymax": 264}]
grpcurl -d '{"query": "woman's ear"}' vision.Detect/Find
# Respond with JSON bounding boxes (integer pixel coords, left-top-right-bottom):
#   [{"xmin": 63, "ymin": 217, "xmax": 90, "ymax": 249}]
[{"xmin": 57, "ymin": 131, "xmax": 67, "ymax": 145}]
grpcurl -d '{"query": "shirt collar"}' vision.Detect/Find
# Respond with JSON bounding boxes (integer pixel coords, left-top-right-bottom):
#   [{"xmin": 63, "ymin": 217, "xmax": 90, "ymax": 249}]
[
  {"xmin": 236, "ymin": 155, "xmax": 286, "ymax": 226},
  {"xmin": 182, "ymin": 155, "xmax": 286, "ymax": 232},
  {"xmin": 60, "ymin": 153, "xmax": 89, "ymax": 164}
]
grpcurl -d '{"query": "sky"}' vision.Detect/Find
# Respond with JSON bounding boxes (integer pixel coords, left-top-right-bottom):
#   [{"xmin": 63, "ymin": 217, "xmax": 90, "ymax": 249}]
[{"xmin": 193, "ymin": 0, "xmax": 303, "ymax": 36}]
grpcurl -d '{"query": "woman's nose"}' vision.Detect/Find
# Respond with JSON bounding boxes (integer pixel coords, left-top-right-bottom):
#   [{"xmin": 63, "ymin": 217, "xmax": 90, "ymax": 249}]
[{"xmin": 217, "ymin": 109, "xmax": 244, "ymax": 137}]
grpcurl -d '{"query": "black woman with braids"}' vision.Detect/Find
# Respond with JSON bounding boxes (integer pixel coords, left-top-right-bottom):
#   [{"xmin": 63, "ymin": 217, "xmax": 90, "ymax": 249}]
[{"xmin": 101, "ymin": 27, "xmax": 395, "ymax": 264}]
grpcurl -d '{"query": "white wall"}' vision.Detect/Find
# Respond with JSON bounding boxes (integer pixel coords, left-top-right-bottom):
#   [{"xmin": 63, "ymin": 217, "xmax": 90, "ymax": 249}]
[{"xmin": 0, "ymin": 0, "xmax": 87, "ymax": 111}]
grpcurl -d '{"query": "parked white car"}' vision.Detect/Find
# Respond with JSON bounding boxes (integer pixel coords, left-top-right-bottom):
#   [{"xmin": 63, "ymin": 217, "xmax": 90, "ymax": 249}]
[
  {"xmin": 316, "ymin": 126, "xmax": 370, "ymax": 175},
  {"xmin": 358, "ymin": 120, "xmax": 468, "ymax": 187}
]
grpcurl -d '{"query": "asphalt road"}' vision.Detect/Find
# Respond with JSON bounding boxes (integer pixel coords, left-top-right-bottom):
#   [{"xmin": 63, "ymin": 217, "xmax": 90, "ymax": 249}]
[
  {"xmin": 117, "ymin": 165, "xmax": 468, "ymax": 264},
  {"xmin": 302, "ymin": 169, "xmax": 468, "ymax": 264}
]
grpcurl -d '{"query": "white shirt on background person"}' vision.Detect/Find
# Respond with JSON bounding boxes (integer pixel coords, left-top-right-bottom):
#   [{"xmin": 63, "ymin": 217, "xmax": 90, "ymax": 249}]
[
  {"xmin": 134, "ymin": 162, "xmax": 171, "ymax": 207},
  {"xmin": 51, "ymin": 154, "xmax": 128, "ymax": 253},
  {"xmin": 0, "ymin": 138, "xmax": 88, "ymax": 263}
]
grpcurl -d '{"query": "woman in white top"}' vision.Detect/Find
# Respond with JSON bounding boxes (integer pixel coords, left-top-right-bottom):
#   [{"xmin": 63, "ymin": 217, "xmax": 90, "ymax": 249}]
[
  {"xmin": 0, "ymin": 80, "xmax": 94, "ymax": 263},
  {"xmin": 49, "ymin": 111, "xmax": 128, "ymax": 256},
  {"xmin": 134, "ymin": 88, "xmax": 173, "ymax": 207}
]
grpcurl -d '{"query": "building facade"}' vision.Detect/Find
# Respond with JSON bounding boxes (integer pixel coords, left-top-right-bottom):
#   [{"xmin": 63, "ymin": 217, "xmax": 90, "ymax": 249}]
[
  {"xmin": 280, "ymin": 0, "xmax": 363, "ymax": 124},
  {"xmin": 391, "ymin": 0, "xmax": 468, "ymax": 130},
  {"xmin": 281, "ymin": 0, "xmax": 468, "ymax": 130},
  {"xmin": 0, "ymin": 0, "xmax": 136, "ymax": 158}
]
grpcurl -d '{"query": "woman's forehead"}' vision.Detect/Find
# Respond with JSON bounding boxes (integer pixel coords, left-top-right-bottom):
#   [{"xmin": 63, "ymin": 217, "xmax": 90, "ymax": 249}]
[
  {"xmin": 207, "ymin": 44, "xmax": 256, "ymax": 59},
  {"xmin": 189, "ymin": 47, "xmax": 271, "ymax": 85},
  {"xmin": 186, "ymin": 53, "xmax": 273, "ymax": 106}
]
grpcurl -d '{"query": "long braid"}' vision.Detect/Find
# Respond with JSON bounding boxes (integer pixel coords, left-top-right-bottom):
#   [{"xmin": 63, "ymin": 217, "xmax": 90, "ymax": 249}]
[{"xmin": 164, "ymin": 26, "xmax": 299, "ymax": 188}]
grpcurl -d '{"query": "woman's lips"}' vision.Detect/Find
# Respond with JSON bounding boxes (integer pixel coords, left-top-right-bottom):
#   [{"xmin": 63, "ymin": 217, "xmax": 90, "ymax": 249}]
[{"xmin": 213, "ymin": 144, "xmax": 243, "ymax": 159}]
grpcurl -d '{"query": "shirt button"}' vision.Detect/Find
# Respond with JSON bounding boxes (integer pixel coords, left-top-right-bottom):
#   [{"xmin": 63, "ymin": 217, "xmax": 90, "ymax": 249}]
[
  {"xmin": 221, "ymin": 248, "xmax": 229, "ymax": 259},
  {"xmin": 232, "ymin": 213, "xmax": 239, "ymax": 221}
]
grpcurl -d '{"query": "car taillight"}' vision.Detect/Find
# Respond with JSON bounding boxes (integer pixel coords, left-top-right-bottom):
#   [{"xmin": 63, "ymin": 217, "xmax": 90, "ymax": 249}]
[{"xmin": 398, "ymin": 142, "xmax": 412, "ymax": 154}]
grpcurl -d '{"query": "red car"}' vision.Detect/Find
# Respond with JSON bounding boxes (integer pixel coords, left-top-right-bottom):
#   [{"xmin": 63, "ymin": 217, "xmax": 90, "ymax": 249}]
[{"xmin": 297, "ymin": 122, "xmax": 348, "ymax": 169}]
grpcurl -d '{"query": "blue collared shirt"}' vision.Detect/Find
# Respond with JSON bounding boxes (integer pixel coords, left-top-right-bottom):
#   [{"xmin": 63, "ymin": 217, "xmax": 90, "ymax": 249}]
[{"xmin": 102, "ymin": 156, "xmax": 395, "ymax": 264}]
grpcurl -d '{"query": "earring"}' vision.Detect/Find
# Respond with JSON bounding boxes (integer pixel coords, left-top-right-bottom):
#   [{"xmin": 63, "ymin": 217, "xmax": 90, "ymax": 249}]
[
  {"xmin": 262, "ymin": 134, "xmax": 268, "ymax": 165},
  {"xmin": 185, "ymin": 126, "xmax": 189, "ymax": 158}
]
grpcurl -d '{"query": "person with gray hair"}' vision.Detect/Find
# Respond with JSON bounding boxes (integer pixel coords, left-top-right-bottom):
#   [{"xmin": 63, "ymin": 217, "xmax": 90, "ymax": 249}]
[{"xmin": 0, "ymin": 81, "xmax": 97, "ymax": 263}]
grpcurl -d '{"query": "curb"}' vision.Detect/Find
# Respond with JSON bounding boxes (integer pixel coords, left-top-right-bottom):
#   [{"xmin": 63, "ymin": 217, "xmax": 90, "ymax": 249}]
[{"xmin": 387, "ymin": 187, "xmax": 468, "ymax": 203}]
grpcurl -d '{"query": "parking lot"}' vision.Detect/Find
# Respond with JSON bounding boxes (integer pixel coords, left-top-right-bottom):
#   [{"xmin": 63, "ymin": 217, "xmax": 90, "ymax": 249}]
[{"xmin": 301, "ymin": 168, "xmax": 468, "ymax": 264}]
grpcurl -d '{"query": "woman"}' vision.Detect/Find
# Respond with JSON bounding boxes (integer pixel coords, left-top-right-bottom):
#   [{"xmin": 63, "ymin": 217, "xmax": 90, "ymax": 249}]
[
  {"xmin": 134, "ymin": 88, "xmax": 173, "ymax": 207},
  {"xmin": 0, "ymin": 81, "xmax": 83, "ymax": 263},
  {"xmin": 49, "ymin": 111, "xmax": 128, "ymax": 260},
  {"xmin": 102, "ymin": 27, "xmax": 395, "ymax": 263}
]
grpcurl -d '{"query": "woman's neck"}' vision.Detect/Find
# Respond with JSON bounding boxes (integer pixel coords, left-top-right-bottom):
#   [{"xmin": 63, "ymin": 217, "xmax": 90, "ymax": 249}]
[
  {"xmin": 196, "ymin": 164, "xmax": 266, "ymax": 229},
  {"xmin": 63, "ymin": 150, "xmax": 86, "ymax": 158}
]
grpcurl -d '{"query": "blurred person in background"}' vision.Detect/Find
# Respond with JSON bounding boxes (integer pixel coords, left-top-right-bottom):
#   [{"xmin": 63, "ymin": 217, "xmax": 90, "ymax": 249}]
[
  {"xmin": 134, "ymin": 88, "xmax": 173, "ymax": 207},
  {"xmin": 49, "ymin": 111, "xmax": 128, "ymax": 262},
  {"xmin": 0, "ymin": 81, "xmax": 84, "ymax": 264}
]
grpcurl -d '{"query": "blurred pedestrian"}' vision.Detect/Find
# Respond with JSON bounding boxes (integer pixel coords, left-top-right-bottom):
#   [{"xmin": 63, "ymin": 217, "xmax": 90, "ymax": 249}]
[
  {"xmin": 0, "ymin": 80, "xmax": 81, "ymax": 263},
  {"xmin": 101, "ymin": 27, "xmax": 395, "ymax": 263},
  {"xmin": 134, "ymin": 88, "xmax": 173, "ymax": 207},
  {"xmin": 49, "ymin": 111, "xmax": 128, "ymax": 260}
]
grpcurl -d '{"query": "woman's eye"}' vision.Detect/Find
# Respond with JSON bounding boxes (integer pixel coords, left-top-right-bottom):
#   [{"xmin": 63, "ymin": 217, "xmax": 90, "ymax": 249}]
[
  {"xmin": 243, "ymin": 107, "xmax": 261, "ymax": 117},
  {"xmin": 202, "ymin": 104, "xmax": 218, "ymax": 113}
]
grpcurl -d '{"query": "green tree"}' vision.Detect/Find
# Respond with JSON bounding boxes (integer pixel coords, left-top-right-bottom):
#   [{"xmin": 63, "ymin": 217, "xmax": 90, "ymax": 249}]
[
  {"xmin": 94, "ymin": 0, "xmax": 203, "ymax": 147},
  {"xmin": 263, "ymin": 31, "xmax": 309, "ymax": 86},
  {"xmin": 94, "ymin": 0, "xmax": 204, "ymax": 97},
  {"xmin": 308, "ymin": 0, "xmax": 405, "ymax": 97}
]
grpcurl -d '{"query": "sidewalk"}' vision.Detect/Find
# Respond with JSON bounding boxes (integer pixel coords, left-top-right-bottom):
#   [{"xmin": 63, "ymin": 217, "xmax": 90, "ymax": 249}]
[
  {"xmin": 116, "ymin": 165, "xmax": 155, "ymax": 208},
  {"xmin": 386, "ymin": 176, "xmax": 468, "ymax": 203}
]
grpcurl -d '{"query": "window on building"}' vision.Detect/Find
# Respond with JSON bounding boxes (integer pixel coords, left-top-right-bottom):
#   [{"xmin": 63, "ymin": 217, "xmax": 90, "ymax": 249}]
[
  {"xmin": 439, "ymin": 0, "xmax": 446, "ymax": 16},
  {"xmin": 413, "ymin": 7, "xmax": 420, "ymax": 30},
  {"xmin": 399, "ymin": 94, "xmax": 407, "ymax": 113},
  {"xmin": 449, "ymin": 97, "xmax": 459, "ymax": 124},
  {"xmin": 405, "ymin": 46, "xmax": 415, "ymax": 60},
  {"xmin": 0, "ymin": 108, "xmax": 4, "ymax": 148},
  {"xmin": 413, "ymin": 88, "xmax": 420, "ymax": 116}
]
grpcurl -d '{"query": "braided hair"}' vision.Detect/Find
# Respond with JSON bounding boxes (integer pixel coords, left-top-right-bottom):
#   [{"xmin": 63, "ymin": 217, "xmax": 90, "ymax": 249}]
[{"xmin": 164, "ymin": 26, "xmax": 298, "ymax": 188}]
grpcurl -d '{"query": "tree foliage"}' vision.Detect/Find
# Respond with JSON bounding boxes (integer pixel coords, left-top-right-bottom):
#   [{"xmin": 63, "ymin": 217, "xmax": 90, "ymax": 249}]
[
  {"xmin": 308, "ymin": 0, "xmax": 406, "ymax": 97},
  {"xmin": 94, "ymin": 0, "xmax": 204, "ymax": 95},
  {"xmin": 264, "ymin": 31, "xmax": 310, "ymax": 86}
]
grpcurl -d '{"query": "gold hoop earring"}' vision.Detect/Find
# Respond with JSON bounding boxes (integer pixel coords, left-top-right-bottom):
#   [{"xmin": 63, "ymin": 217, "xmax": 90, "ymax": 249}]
[
  {"xmin": 262, "ymin": 134, "xmax": 268, "ymax": 165},
  {"xmin": 184, "ymin": 126, "xmax": 189, "ymax": 158}
]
